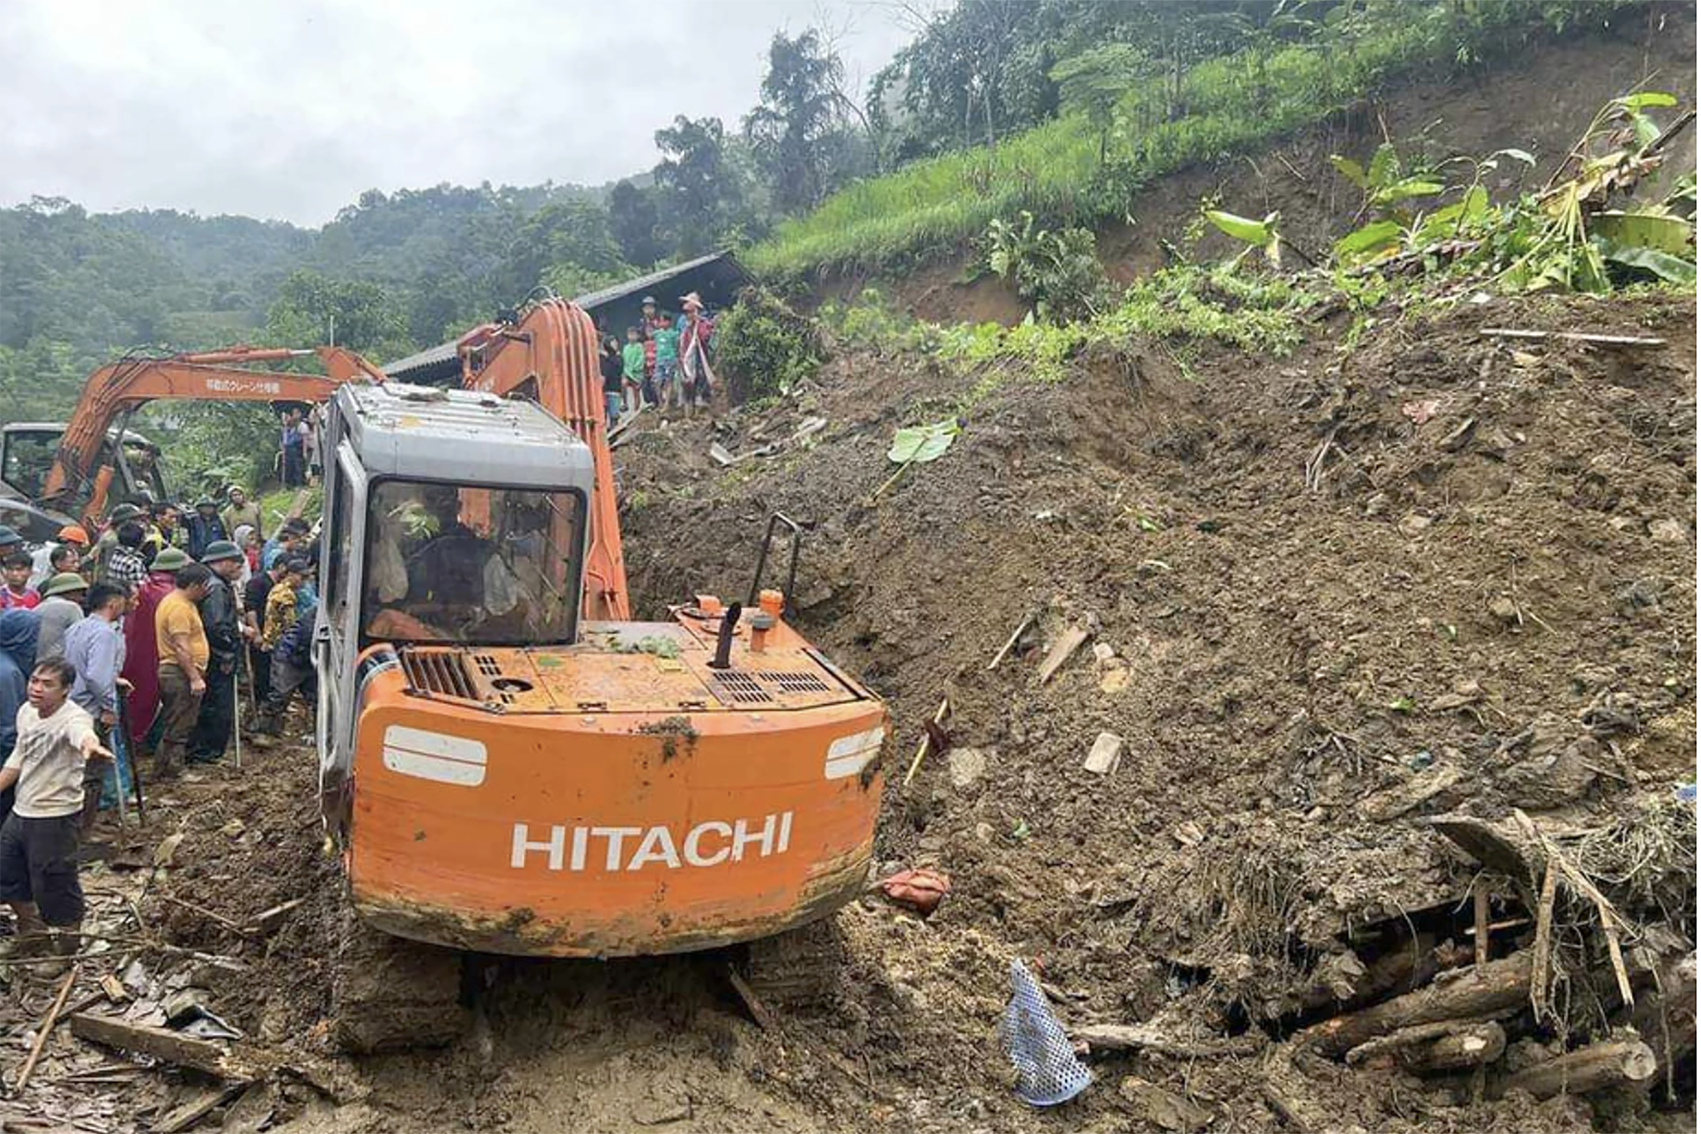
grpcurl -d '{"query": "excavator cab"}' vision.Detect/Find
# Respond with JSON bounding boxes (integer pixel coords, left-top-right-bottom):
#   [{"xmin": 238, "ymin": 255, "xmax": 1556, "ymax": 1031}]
[{"xmin": 316, "ymin": 381, "xmax": 888, "ymax": 965}]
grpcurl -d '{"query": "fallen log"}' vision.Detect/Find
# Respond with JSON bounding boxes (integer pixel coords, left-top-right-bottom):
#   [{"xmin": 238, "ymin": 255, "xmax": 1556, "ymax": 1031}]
[
  {"xmin": 1297, "ymin": 952, "xmax": 1531, "ymax": 1058},
  {"xmin": 1398, "ymin": 1022, "xmax": 1506, "ymax": 1073},
  {"xmin": 1495, "ymin": 1038, "xmax": 1657, "ymax": 1100},
  {"xmin": 1623, "ymin": 952, "xmax": 1697, "ymax": 1101}
]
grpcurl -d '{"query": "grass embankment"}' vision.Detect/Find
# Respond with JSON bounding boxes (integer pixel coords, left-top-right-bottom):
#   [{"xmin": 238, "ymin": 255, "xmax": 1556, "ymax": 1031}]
[{"xmin": 748, "ymin": 3, "xmax": 1615, "ymax": 281}]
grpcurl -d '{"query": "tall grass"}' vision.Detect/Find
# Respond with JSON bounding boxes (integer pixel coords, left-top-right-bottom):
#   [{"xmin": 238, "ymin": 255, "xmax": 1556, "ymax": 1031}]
[{"xmin": 748, "ymin": 2, "xmax": 1619, "ymax": 281}]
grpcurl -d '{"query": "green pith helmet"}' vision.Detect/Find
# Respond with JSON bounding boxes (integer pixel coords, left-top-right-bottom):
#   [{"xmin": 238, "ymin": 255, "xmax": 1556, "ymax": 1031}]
[
  {"xmin": 41, "ymin": 572, "xmax": 88, "ymax": 598},
  {"xmin": 200, "ymin": 540, "xmax": 242, "ymax": 564},
  {"xmin": 108, "ymin": 504, "xmax": 144, "ymax": 524},
  {"xmin": 195, "ymin": 496, "xmax": 218, "ymax": 510},
  {"xmin": 150, "ymin": 547, "xmax": 192, "ymax": 572}
]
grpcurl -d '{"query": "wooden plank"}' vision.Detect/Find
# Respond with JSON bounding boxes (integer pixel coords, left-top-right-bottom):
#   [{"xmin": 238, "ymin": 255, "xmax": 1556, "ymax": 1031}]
[
  {"xmin": 69, "ymin": 1013, "xmax": 258, "ymax": 1081},
  {"xmin": 153, "ymin": 1083, "xmax": 247, "ymax": 1133}
]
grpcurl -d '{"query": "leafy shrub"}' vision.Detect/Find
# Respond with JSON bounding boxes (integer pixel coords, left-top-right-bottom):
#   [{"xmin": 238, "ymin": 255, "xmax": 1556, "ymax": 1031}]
[
  {"xmin": 985, "ymin": 212, "xmax": 1110, "ymax": 323},
  {"xmin": 713, "ymin": 287, "xmax": 824, "ymax": 403}
]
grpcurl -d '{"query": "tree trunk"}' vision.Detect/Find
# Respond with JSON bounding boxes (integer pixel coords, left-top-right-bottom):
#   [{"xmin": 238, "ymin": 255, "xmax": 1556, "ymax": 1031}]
[
  {"xmin": 1495, "ymin": 1039, "xmax": 1657, "ymax": 1100},
  {"xmin": 1298, "ymin": 952, "xmax": 1531, "ymax": 1058}
]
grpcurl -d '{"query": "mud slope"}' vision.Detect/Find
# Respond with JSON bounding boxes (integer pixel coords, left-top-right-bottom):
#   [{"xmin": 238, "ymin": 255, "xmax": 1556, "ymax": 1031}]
[
  {"xmin": 614, "ymin": 289, "xmax": 1696, "ymax": 1132},
  {"xmin": 27, "ymin": 298, "xmax": 1692, "ymax": 1134}
]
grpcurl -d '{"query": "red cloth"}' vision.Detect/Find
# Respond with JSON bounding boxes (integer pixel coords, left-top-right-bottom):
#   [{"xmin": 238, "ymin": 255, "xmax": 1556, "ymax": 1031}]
[
  {"xmin": 122, "ymin": 572, "xmax": 175, "ymax": 746},
  {"xmin": 0, "ymin": 588, "xmax": 39, "ymax": 610}
]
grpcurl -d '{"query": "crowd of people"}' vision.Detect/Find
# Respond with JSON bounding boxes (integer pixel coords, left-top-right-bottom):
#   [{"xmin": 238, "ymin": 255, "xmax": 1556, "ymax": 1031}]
[
  {"xmin": 600, "ymin": 292, "xmax": 716, "ymax": 426},
  {"xmin": 0, "ymin": 487, "xmax": 318, "ymax": 973}
]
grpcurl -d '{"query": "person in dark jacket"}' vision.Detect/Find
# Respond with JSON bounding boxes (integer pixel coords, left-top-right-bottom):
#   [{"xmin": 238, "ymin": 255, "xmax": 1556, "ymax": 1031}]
[
  {"xmin": 184, "ymin": 498, "xmax": 229, "ymax": 561},
  {"xmin": 0, "ymin": 610, "xmax": 41, "ymax": 821},
  {"xmin": 258, "ymin": 601, "xmax": 315, "ymax": 736},
  {"xmin": 188, "ymin": 542, "xmax": 249, "ymax": 763}
]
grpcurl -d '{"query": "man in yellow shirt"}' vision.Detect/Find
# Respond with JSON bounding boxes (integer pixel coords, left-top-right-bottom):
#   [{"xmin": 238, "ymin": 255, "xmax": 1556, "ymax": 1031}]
[{"xmin": 154, "ymin": 563, "xmax": 214, "ymax": 777}]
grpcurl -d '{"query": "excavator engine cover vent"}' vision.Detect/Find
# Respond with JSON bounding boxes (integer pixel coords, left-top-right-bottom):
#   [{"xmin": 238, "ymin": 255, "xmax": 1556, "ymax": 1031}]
[
  {"xmin": 713, "ymin": 671, "xmax": 773, "ymax": 705},
  {"xmin": 757, "ymin": 671, "xmax": 831, "ymax": 695},
  {"xmin": 401, "ymin": 651, "xmax": 479, "ymax": 701}
]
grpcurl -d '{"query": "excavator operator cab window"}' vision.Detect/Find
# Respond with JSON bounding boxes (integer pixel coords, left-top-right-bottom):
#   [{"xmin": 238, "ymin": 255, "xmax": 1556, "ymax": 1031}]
[{"xmin": 361, "ymin": 477, "xmax": 584, "ymax": 648}]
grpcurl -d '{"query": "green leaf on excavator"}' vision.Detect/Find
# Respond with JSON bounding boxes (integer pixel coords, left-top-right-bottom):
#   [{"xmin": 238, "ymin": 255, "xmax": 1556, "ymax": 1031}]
[{"xmin": 888, "ymin": 419, "xmax": 962, "ymax": 464}]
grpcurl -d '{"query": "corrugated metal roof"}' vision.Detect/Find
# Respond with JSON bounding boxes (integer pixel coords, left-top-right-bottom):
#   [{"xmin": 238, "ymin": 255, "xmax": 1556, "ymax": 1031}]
[
  {"xmin": 382, "ymin": 251, "xmax": 753, "ymax": 382},
  {"xmin": 571, "ymin": 249, "xmax": 751, "ymax": 311},
  {"xmin": 381, "ymin": 339, "xmax": 460, "ymax": 381}
]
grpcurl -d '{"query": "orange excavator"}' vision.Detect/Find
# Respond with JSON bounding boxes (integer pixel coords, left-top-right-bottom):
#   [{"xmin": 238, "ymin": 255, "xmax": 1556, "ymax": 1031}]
[
  {"xmin": 25, "ymin": 345, "xmax": 384, "ymax": 524},
  {"xmin": 316, "ymin": 296, "xmax": 889, "ymax": 1049}
]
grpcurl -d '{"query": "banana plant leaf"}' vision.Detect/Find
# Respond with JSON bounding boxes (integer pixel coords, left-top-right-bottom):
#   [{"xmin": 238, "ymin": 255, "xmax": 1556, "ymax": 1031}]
[
  {"xmin": 1601, "ymin": 242, "xmax": 1697, "ymax": 285},
  {"xmin": 888, "ymin": 418, "xmax": 962, "ymax": 464},
  {"xmin": 1592, "ymin": 211, "xmax": 1695, "ymax": 256}
]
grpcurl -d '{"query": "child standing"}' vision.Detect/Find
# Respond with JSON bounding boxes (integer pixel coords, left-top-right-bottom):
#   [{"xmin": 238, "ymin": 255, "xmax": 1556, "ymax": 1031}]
[
  {"xmin": 621, "ymin": 327, "xmax": 647, "ymax": 414},
  {"xmin": 652, "ymin": 313, "xmax": 681, "ymax": 410},
  {"xmin": 600, "ymin": 337, "xmax": 625, "ymax": 427}
]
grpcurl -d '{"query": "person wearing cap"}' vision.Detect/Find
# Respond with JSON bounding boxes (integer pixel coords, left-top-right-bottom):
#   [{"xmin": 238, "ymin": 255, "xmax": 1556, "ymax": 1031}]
[
  {"xmin": 185, "ymin": 497, "xmax": 229, "ymax": 561},
  {"xmin": 262, "ymin": 557, "xmax": 309, "ymax": 653},
  {"xmin": 0, "ymin": 527, "xmax": 22, "ymax": 560},
  {"xmin": 678, "ymin": 291, "xmax": 716, "ymax": 411},
  {"xmin": 28, "ymin": 526, "xmax": 88, "ymax": 592},
  {"xmin": 119, "ymin": 546, "xmax": 188, "ymax": 755},
  {"xmin": 258, "ymin": 597, "xmax": 316, "ymax": 738},
  {"xmin": 153, "ymin": 561, "xmax": 213, "ymax": 777},
  {"xmin": 101, "ymin": 522, "xmax": 150, "ymax": 595},
  {"xmin": 221, "ymin": 488, "xmax": 263, "ymax": 543},
  {"xmin": 244, "ymin": 556, "xmax": 289, "ymax": 703},
  {"xmin": 188, "ymin": 541, "xmax": 250, "ymax": 763},
  {"xmin": 639, "ymin": 295, "xmax": 668, "ymax": 337},
  {"xmin": 262, "ymin": 518, "xmax": 310, "ymax": 572},
  {"xmin": 32, "ymin": 574, "xmax": 88, "ymax": 664}
]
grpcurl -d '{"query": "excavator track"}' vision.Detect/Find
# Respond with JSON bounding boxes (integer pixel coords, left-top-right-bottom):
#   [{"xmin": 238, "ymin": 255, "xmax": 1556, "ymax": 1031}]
[
  {"xmin": 331, "ymin": 909, "xmax": 469, "ymax": 1054},
  {"xmin": 736, "ymin": 914, "xmax": 851, "ymax": 1016}
]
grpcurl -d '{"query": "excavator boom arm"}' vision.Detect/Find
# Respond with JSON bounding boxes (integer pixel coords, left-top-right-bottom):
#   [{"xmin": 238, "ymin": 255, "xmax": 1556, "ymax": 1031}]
[{"xmin": 41, "ymin": 346, "xmax": 382, "ymax": 514}]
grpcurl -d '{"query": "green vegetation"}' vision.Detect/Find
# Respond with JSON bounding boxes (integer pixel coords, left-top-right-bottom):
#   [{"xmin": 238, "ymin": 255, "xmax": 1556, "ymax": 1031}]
[
  {"xmin": 712, "ymin": 287, "xmax": 824, "ymax": 402},
  {"xmin": 750, "ymin": 1, "xmax": 1635, "ymax": 281}
]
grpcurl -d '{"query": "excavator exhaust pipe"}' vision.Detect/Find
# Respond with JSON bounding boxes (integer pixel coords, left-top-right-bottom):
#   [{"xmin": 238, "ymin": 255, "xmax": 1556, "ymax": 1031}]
[{"xmin": 708, "ymin": 603, "xmax": 742, "ymax": 669}]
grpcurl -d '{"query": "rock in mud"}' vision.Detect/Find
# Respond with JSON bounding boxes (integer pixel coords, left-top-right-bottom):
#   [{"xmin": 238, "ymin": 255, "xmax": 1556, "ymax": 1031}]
[{"xmin": 948, "ymin": 747, "xmax": 991, "ymax": 788}]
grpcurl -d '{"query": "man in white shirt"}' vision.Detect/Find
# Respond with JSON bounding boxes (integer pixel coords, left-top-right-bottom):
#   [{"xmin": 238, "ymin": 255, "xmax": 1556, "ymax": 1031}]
[{"xmin": 0, "ymin": 658, "xmax": 113, "ymax": 969}]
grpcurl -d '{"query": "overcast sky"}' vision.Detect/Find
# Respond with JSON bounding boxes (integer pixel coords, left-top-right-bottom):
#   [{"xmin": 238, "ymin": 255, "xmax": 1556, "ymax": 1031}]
[{"xmin": 0, "ymin": 0, "xmax": 928, "ymax": 227}]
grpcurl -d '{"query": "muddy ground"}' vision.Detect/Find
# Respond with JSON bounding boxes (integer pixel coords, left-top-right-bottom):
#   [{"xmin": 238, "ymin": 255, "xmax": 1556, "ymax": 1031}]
[{"xmin": 5, "ymin": 282, "xmax": 1688, "ymax": 1134}]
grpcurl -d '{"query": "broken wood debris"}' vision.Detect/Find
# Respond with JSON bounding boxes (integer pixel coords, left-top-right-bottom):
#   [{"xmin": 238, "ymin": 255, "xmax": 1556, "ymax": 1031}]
[
  {"xmin": 1074, "ymin": 1022, "xmax": 1267, "ymax": 1059},
  {"xmin": 1035, "ymin": 625, "xmax": 1090, "ymax": 685},
  {"xmin": 1478, "ymin": 327, "xmax": 1666, "ymax": 347},
  {"xmin": 901, "ymin": 697, "xmax": 951, "ymax": 788},
  {"xmin": 153, "ymin": 1083, "xmax": 248, "ymax": 1134},
  {"xmin": 68, "ymin": 1013, "xmax": 266, "ymax": 1082},
  {"xmin": 1297, "ymin": 951, "xmax": 1532, "ymax": 1058},
  {"xmin": 1494, "ymin": 1036, "xmax": 1657, "ymax": 1100},
  {"xmin": 15, "ymin": 965, "xmax": 80, "ymax": 1092},
  {"xmin": 986, "ymin": 612, "xmax": 1035, "ymax": 671}
]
